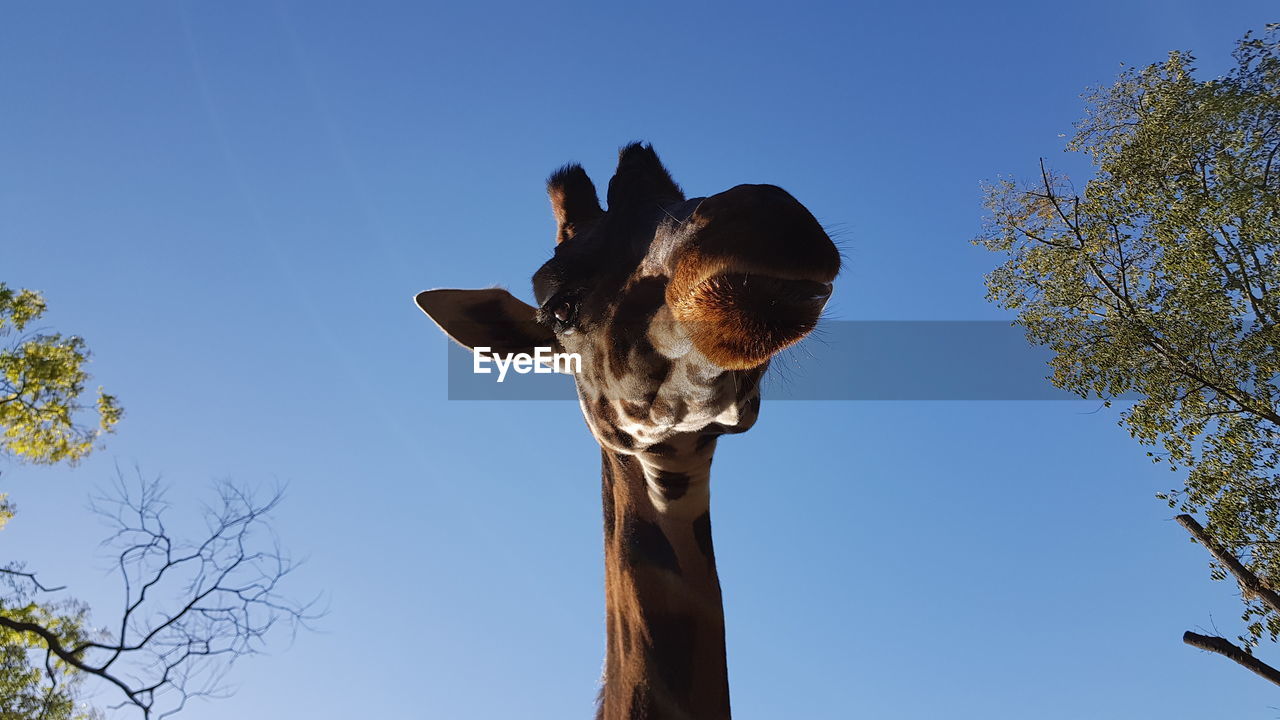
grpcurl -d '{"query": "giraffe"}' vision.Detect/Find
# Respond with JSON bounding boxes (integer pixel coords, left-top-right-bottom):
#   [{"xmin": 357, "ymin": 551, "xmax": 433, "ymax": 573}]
[{"xmin": 416, "ymin": 143, "xmax": 840, "ymax": 720}]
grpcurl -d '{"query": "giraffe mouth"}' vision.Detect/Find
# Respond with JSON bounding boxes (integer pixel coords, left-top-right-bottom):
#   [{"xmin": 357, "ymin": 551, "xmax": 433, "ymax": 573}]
[
  {"xmin": 810, "ymin": 282, "xmax": 835, "ymax": 301},
  {"xmin": 775, "ymin": 277, "xmax": 834, "ymax": 303},
  {"xmin": 669, "ymin": 273, "xmax": 833, "ymax": 369}
]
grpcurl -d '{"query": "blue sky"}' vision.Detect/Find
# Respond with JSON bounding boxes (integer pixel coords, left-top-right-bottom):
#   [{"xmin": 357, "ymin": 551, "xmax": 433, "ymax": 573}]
[{"xmin": 3, "ymin": 2, "xmax": 1278, "ymax": 718}]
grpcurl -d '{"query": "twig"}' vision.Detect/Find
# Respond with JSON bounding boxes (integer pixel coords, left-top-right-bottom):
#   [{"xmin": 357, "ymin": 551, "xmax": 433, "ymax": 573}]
[{"xmin": 0, "ymin": 566, "xmax": 67, "ymax": 593}]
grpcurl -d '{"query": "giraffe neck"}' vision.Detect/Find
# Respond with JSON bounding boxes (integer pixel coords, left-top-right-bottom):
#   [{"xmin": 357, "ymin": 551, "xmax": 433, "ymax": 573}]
[{"xmin": 597, "ymin": 445, "xmax": 730, "ymax": 720}]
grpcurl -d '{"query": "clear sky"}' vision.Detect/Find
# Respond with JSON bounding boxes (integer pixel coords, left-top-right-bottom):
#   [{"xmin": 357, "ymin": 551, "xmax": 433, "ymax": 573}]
[{"xmin": 3, "ymin": 2, "xmax": 1278, "ymax": 718}]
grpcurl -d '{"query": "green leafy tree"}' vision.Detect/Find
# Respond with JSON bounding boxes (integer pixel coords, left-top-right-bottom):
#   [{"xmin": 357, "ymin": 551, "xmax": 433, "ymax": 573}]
[
  {"xmin": 977, "ymin": 26, "xmax": 1280, "ymax": 683},
  {"xmin": 1, "ymin": 283, "xmax": 121, "ymax": 465},
  {"xmin": 1, "ymin": 285, "xmax": 120, "ymax": 718}
]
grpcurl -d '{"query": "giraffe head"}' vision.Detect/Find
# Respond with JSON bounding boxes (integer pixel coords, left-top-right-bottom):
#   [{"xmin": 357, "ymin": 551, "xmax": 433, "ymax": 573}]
[{"xmin": 417, "ymin": 143, "xmax": 839, "ymax": 461}]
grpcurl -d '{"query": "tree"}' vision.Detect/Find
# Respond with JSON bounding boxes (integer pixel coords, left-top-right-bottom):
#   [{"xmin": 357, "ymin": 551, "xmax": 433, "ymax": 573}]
[
  {"xmin": 1, "ymin": 283, "xmax": 121, "ymax": 465},
  {"xmin": 977, "ymin": 25, "xmax": 1280, "ymax": 683},
  {"xmin": 1, "ymin": 475, "xmax": 316, "ymax": 719},
  {"xmin": 2, "ymin": 284, "xmax": 119, "ymax": 719},
  {"xmin": 1, "ymin": 285, "xmax": 314, "ymax": 717}
]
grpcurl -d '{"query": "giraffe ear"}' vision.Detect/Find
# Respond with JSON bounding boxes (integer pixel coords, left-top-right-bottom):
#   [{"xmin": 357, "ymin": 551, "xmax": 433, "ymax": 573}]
[
  {"xmin": 415, "ymin": 288, "xmax": 557, "ymax": 354},
  {"xmin": 547, "ymin": 164, "xmax": 603, "ymax": 244}
]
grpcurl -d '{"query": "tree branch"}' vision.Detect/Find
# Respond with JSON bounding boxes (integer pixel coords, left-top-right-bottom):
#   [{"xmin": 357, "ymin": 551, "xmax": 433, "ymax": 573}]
[
  {"xmin": 0, "ymin": 566, "xmax": 67, "ymax": 593},
  {"xmin": 0, "ymin": 613, "xmax": 142, "ymax": 705},
  {"xmin": 1183, "ymin": 631, "xmax": 1280, "ymax": 686},
  {"xmin": 0, "ymin": 472, "xmax": 319, "ymax": 718},
  {"xmin": 1177, "ymin": 513, "xmax": 1280, "ymax": 616}
]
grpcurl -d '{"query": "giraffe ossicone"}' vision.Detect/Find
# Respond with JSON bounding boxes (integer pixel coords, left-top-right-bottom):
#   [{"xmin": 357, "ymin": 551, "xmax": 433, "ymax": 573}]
[{"xmin": 417, "ymin": 142, "xmax": 840, "ymax": 720}]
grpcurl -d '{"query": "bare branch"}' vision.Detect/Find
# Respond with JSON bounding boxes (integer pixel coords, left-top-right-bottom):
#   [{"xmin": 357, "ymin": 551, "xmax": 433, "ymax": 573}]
[
  {"xmin": 1, "ymin": 471, "xmax": 319, "ymax": 718},
  {"xmin": 1183, "ymin": 631, "xmax": 1280, "ymax": 686}
]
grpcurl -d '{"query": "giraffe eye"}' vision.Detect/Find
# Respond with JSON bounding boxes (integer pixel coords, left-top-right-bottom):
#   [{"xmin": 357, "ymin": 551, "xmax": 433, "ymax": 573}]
[
  {"xmin": 552, "ymin": 300, "xmax": 576, "ymax": 324},
  {"xmin": 543, "ymin": 296, "xmax": 580, "ymax": 331}
]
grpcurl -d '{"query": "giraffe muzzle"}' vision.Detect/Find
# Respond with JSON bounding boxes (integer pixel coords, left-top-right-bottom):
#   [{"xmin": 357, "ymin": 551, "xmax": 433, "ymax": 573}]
[
  {"xmin": 668, "ymin": 272, "xmax": 833, "ymax": 369},
  {"xmin": 662, "ymin": 184, "xmax": 840, "ymax": 369}
]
